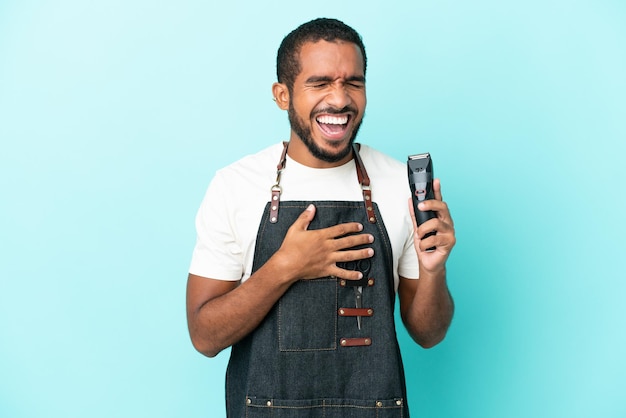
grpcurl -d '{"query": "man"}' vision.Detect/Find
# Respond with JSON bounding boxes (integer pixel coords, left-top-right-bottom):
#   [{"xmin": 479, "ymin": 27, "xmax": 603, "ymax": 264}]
[{"xmin": 187, "ymin": 18, "xmax": 455, "ymax": 417}]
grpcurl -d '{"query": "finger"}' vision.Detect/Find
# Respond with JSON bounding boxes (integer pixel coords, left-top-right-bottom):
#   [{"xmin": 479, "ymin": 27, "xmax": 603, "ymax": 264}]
[
  {"xmin": 418, "ymin": 199, "xmax": 447, "ymax": 213},
  {"xmin": 333, "ymin": 247, "xmax": 374, "ymax": 264},
  {"xmin": 417, "ymin": 216, "xmax": 454, "ymax": 237},
  {"xmin": 417, "ymin": 215, "xmax": 455, "ymax": 242},
  {"xmin": 433, "ymin": 178, "xmax": 443, "ymax": 201},
  {"xmin": 429, "ymin": 180, "xmax": 455, "ymax": 226},
  {"xmin": 417, "ymin": 234, "xmax": 436, "ymax": 253},
  {"xmin": 332, "ymin": 232, "xmax": 374, "ymax": 251},
  {"xmin": 330, "ymin": 266, "xmax": 364, "ymax": 281},
  {"xmin": 416, "ymin": 221, "xmax": 437, "ymax": 241},
  {"xmin": 322, "ymin": 221, "xmax": 365, "ymax": 239},
  {"xmin": 330, "ymin": 249, "xmax": 375, "ymax": 280},
  {"xmin": 418, "ymin": 200, "xmax": 453, "ymax": 226},
  {"xmin": 292, "ymin": 204, "xmax": 316, "ymax": 231},
  {"xmin": 420, "ymin": 230, "xmax": 456, "ymax": 253}
]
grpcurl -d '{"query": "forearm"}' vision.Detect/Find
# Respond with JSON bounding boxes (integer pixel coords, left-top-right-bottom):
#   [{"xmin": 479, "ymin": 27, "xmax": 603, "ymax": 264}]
[
  {"xmin": 401, "ymin": 268, "xmax": 454, "ymax": 348},
  {"xmin": 188, "ymin": 257, "xmax": 295, "ymax": 357}
]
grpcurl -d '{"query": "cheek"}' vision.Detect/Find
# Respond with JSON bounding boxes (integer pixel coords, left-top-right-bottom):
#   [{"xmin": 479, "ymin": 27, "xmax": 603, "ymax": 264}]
[
  {"xmin": 292, "ymin": 96, "xmax": 317, "ymax": 118},
  {"xmin": 346, "ymin": 89, "xmax": 366, "ymax": 112},
  {"xmin": 357, "ymin": 92, "xmax": 367, "ymax": 108}
]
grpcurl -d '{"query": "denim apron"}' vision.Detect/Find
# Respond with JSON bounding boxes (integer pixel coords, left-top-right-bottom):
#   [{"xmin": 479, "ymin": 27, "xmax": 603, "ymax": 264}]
[{"xmin": 226, "ymin": 143, "xmax": 410, "ymax": 418}]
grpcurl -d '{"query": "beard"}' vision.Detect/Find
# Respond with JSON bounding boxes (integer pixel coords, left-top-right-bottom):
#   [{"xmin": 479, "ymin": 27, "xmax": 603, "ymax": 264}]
[{"xmin": 288, "ymin": 101, "xmax": 363, "ymax": 164}]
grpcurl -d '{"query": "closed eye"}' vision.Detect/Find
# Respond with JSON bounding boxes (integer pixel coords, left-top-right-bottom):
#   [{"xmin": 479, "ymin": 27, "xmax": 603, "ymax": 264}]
[
  {"xmin": 304, "ymin": 76, "xmax": 365, "ymax": 89},
  {"xmin": 346, "ymin": 76, "xmax": 365, "ymax": 89}
]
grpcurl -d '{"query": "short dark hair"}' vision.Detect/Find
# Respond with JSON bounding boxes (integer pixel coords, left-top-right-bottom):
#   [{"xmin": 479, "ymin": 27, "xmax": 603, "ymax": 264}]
[{"xmin": 276, "ymin": 18, "xmax": 367, "ymax": 92}]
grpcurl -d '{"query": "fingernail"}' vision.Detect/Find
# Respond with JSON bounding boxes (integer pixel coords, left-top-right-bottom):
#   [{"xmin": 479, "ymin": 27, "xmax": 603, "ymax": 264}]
[
  {"xmin": 357, "ymin": 223, "xmax": 363, "ymax": 231},
  {"xmin": 418, "ymin": 203, "xmax": 425, "ymax": 210},
  {"xmin": 306, "ymin": 204, "xmax": 315, "ymax": 211},
  {"xmin": 367, "ymin": 248, "xmax": 374, "ymax": 256}
]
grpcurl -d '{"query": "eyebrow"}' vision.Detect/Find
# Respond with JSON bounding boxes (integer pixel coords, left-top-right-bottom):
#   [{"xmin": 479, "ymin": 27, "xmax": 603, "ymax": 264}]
[{"xmin": 305, "ymin": 75, "xmax": 366, "ymax": 84}]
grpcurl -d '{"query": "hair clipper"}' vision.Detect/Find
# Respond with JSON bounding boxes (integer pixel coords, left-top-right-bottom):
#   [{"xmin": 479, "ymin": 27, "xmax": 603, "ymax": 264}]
[{"xmin": 408, "ymin": 153, "xmax": 437, "ymax": 248}]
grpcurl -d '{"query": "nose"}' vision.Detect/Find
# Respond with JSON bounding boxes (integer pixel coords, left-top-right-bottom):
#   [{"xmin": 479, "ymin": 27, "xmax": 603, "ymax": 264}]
[{"xmin": 325, "ymin": 82, "xmax": 352, "ymax": 109}]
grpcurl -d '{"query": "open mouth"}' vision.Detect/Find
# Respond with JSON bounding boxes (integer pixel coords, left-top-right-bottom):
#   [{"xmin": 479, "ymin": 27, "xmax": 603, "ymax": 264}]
[{"xmin": 315, "ymin": 114, "xmax": 351, "ymax": 139}]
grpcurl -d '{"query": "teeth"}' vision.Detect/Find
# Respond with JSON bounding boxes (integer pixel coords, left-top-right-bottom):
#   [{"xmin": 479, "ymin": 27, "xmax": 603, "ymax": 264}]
[{"xmin": 316, "ymin": 115, "xmax": 348, "ymax": 125}]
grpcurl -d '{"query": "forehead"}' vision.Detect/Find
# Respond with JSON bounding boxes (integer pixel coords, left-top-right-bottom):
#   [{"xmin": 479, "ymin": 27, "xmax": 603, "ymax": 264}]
[{"xmin": 296, "ymin": 40, "xmax": 365, "ymax": 80}]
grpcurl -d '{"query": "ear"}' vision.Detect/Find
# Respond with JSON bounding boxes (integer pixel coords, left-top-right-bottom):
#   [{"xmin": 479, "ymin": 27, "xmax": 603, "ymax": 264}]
[{"xmin": 272, "ymin": 82, "xmax": 290, "ymax": 110}]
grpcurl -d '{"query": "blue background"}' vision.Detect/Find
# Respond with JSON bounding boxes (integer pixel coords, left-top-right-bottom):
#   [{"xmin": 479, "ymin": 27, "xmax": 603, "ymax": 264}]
[{"xmin": 1, "ymin": 1, "xmax": 625, "ymax": 417}]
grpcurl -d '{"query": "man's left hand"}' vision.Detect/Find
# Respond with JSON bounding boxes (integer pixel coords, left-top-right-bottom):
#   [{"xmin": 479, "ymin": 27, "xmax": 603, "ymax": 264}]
[{"xmin": 409, "ymin": 178, "xmax": 456, "ymax": 273}]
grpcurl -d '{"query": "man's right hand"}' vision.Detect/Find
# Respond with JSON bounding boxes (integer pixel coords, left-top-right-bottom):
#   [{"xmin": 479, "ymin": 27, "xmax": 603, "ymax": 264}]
[{"xmin": 273, "ymin": 204, "xmax": 374, "ymax": 283}]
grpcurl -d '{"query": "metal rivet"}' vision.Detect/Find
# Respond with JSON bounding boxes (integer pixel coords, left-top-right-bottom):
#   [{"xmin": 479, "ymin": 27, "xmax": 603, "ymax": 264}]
[
  {"xmin": 396, "ymin": 400, "xmax": 403, "ymax": 406},
  {"xmin": 272, "ymin": 195, "xmax": 278, "ymax": 200},
  {"xmin": 367, "ymin": 206, "xmax": 372, "ymax": 211},
  {"xmin": 246, "ymin": 398, "xmax": 251, "ymax": 404},
  {"xmin": 365, "ymin": 338, "xmax": 371, "ymax": 345},
  {"xmin": 271, "ymin": 217, "xmax": 277, "ymax": 222},
  {"xmin": 369, "ymin": 217, "xmax": 375, "ymax": 222},
  {"xmin": 266, "ymin": 401, "xmax": 272, "ymax": 406},
  {"xmin": 376, "ymin": 401, "xmax": 383, "ymax": 407},
  {"xmin": 339, "ymin": 309, "xmax": 345, "ymax": 315},
  {"xmin": 367, "ymin": 309, "xmax": 373, "ymax": 315},
  {"xmin": 340, "ymin": 339, "xmax": 347, "ymax": 346},
  {"xmin": 367, "ymin": 279, "xmax": 374, "ymax": 286},
  {"xmin": 365, "ymin": 195, "xmax": 370, "ymax": 200},
  {"xmin": 272, "ymin": 205, "xmax": 277, "ymax": 210},
  {"xmin": 340, "ymin": 279, "xmax": 346, "ymax": 286}
]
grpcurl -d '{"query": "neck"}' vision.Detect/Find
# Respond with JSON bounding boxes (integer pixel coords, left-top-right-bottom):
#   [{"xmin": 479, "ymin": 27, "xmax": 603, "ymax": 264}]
[{"xmin": 286, "ymin": 135, "xmax": 355, "ymax": 168}]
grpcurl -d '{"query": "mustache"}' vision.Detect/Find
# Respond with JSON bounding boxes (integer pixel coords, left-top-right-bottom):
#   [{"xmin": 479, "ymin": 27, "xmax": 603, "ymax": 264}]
[{"xmin": 313, "ymin": 105, "xmax": 358, "ymax": 115}]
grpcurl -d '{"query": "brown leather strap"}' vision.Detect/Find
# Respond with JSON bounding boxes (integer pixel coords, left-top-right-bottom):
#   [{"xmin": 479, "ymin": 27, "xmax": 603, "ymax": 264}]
[
  {"xmin": 340, "ymin": 337, "xmax": 372, "ymax": 347},
  {"xmin": 269, "ymin": 142, "xmax": 289, "ymax": 223},
  {"xmin": 339, "ymin": 278, "xmax": 375, "ymax": 287},
  {"xmin": 352, "ymin": 143, "xmax": 377, "ymax": 224},
  {"xmin": 338, "ymin": 307, "xmax": 374, "ymax": 317}
]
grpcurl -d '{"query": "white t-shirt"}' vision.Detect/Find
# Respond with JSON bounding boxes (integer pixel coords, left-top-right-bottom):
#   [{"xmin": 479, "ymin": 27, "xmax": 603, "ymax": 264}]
[{"xmin": 189, "ymin": 142, "xmax": 420, "ymax": 290}]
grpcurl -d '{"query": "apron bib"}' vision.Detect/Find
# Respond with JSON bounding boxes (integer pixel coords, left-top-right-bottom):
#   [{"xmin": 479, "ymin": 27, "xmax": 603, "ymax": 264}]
[{"xmin": 225, "ymin": 144, "xmax": 410, "ymax": 418}]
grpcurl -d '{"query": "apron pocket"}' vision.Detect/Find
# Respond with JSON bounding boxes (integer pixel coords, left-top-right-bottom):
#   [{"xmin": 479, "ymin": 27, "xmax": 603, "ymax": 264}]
[
  {"xmin": 278, "ymin": 278, "xmax": 337, "ymax": 351},
  {"xmin": 245, "ymin": 397, "xmax": 404, "ymax": 418}
]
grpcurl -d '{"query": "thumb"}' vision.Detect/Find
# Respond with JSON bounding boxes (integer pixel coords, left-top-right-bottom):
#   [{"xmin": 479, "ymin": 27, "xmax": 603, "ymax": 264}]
[{"xmin": 295, "ymin": 204, "xmax": 316, "ymax": 230}]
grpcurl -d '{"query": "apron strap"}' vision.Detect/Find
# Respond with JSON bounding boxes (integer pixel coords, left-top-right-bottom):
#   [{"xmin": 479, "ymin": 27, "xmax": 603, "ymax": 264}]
[
  {"xmin": 353, "ymin": 143, "xmax": 377, "ymax": 224},
  {"xmin": 269, "ymin": 141, "xmax": 289, "ymax": 223},
  {"xmin": 269, "ymin": 142, "xmax": 377, "ymax": 224}
]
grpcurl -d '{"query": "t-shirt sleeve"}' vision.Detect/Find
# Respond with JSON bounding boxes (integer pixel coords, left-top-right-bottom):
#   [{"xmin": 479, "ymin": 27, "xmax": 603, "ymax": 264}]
[
  {"xmin": 397, "ymin": 220, "xmax": 420, "ymax": 280},
  {"xmin": 188, "ymin": 171, "xmax": 244, "ymax": 281}
]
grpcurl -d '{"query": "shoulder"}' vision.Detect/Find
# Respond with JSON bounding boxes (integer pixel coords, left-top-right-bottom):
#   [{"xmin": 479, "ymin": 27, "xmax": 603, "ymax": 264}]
[
  {"xmin": 359, "ymin": 144, "xmax": 404, "ymax": 171},
  {"xmin": 200, "ymin": 142, "xmax": 285, "ymax": 215},
  {"xmin": 358, "ymin": 144, "xmax": 406, "ymax": 186},
  {"xmin": 216, "ymin": 142, "xmax": 285, "ymax": 182}
]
